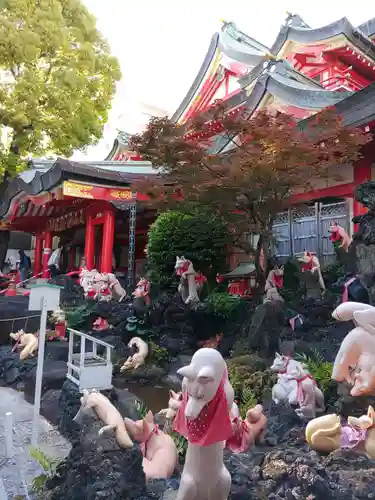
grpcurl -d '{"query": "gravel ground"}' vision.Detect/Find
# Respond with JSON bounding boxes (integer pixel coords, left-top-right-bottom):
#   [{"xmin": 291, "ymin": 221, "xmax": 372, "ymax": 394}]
[{"xmin": 0, "ymin": 387, "xmax": 71, "ymax": 498}]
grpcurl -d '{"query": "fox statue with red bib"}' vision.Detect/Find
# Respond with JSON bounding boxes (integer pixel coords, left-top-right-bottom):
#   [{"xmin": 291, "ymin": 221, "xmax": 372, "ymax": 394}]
[{"xmin": 172, "ymin": 348, "xmax": 234, "ymax": 500}]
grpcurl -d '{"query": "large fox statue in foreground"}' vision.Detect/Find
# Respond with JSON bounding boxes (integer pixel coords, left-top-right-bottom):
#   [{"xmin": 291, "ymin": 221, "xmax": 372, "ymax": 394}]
[{"xmin": 332, "ymin": 302, "xmax": 375, "ymax": 396}]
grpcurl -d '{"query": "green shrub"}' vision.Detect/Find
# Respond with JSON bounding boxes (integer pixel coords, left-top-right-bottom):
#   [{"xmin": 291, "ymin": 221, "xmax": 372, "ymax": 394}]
[
  {"xmin": 294, "ymin": 350, "xmax": 333, "ymax": 393},
  {"xmin": 65, "ymin": 304, "xmax": 94, "ymax": 329},
  {"xmin": 322, "ymin": 260, "xmax": 346, "ymax": 291},
  {"xmin": 228, "ymin": 355, "xmax": 276, "ymax": 418},
  {"xmin": 149, "ymin": 341, "xmax": 170, "ymax": 366},
  {"xmin": 134, "ymin": 399, "xmax": 149, "ymax": 418},
  {"xmin": 29, "ymin": 447, "xmax": 61, "ymax": 493},
  {"xmin": 134, "ymin": 400, "xmax": 187, "ymax": 457},
  {"xmin": 169, "ymin": 431, "xmax": 188, "ymax": 456},
  {"xmin": 280, "ymin": 259, "xmax": 301, "ymax": 302},
  {"xmin": 206, "ymin": 291, "xmax": 245, "ymax": 320},
  {"xmin": 147, "ymin": 210, "xmax": 231, "ymax": 286}
]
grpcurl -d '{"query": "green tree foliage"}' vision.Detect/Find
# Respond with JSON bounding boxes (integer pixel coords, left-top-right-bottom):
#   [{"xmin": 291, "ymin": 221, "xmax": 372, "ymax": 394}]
[
  {"xmin": 206, "ymin": 291, "xmax": 245, "ymax": 320},
  {"xmin": 0, "ymin": 0, "xmax": 121, "ymax": 176},
  {"xmin": 148, "ymin": 210, "xmax": 231, "ymax": 286}
]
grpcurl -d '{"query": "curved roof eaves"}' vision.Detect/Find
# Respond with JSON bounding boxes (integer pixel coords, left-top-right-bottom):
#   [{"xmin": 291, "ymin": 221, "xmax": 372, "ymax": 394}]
[
  {"xmin": 271, "ymin": 17, "xmax": 375, "ymax": 59},
  {"xmin": 265, "ymin": 73, "xmax": 351, "ymax": 110},
  {"xmin": 171, "ymin": 33, "xmax": 219, "ymax": 123},
  {"xmin": 0, "ymin": 158, "xmax": 159, "ymax": 218}
]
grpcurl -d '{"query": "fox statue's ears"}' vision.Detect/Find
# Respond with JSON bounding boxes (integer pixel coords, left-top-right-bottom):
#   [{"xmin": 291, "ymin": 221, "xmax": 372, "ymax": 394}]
[{"xmin": 144, "ymin": 410, "xmax": 154, "ymax": 423}]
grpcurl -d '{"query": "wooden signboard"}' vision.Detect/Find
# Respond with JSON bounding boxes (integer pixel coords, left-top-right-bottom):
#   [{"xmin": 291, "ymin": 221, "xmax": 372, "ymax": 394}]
[{"xmin": 63, "ymin": 181, "xmax": 134, "ymax": 202}]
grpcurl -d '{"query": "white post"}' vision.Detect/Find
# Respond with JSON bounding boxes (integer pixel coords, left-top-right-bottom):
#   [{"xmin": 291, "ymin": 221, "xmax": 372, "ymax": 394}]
[
  {"xmin": 0, "ymin": 478, "xmax": 7, "ymax": 500},
  {"xmin": 31, "ymin": 297, "xmax": 48, "ymax": 446},
  {"xmin": 5, "ymin": 412, "xmax": 13, "ymax": 458}
]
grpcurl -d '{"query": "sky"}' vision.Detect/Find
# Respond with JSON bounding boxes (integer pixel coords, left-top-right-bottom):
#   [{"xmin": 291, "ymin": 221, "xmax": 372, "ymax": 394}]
[{"xmin": 75, "ymin": 0, "xmax": 375, "ymax": 160}]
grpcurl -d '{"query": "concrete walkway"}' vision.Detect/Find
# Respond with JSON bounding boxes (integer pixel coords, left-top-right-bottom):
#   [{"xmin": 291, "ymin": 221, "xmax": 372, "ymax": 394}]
[{"xmin": 0, "ymin": 387, "xmax": 71, "ymax": 498}]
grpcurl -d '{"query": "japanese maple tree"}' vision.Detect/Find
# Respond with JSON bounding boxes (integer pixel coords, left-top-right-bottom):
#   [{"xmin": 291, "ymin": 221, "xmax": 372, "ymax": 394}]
[{"xmin": 130, "ymin": 102, "xmax": 370, "ymax": 283}]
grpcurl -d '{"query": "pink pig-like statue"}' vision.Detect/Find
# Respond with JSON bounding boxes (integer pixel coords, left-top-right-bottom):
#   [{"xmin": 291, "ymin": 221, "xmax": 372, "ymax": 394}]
[
  {"xmin": 332, "ymin": 302, "xmax": 375, "ymax": 396},
  {"xmin": 226, "ymin": 403, "xmax": 267, "ymax": 453},
  {"xmin": 173, "ymin": 348, "xmax": 234, "ymax": 500},
  {"xmin": 124, "ymin": 410, "xmax": 178, "ymax": 480}
]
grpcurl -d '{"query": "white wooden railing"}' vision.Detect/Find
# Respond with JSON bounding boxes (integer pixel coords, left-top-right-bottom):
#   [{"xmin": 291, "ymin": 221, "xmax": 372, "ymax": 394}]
[{"xmin": 66, "ymin": 328, "xmax": 114, "ymax": 391}]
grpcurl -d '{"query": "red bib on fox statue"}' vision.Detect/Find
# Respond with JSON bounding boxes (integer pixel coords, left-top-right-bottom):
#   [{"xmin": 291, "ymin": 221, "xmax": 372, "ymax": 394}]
[
  {"xmin": 172, "ymin": 348, "xmax": 234, "ymax": 500},
  {"xmin": 173, "ymin": 370, "xmax": 232, "ymax": 446}
]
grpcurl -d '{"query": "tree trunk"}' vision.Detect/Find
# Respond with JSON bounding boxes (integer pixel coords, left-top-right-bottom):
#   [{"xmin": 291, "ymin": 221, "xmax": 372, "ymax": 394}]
[
  {"xmin": 255, "ymin": 234, "xmax": 266, "ymax": 298},
  {"xmin": 0, "ymin": 230, "xmax": 10, "ymax": 271},
  {"xmin": 255, "ymin": 228, "xmax": 273, "ymax": 298},
  {"xmin": 0, "ymin": 173, "xmax": 10, "ymax": 271}
]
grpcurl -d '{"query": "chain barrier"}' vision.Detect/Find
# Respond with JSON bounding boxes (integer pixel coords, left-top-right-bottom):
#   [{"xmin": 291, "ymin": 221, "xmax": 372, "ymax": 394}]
[
  {"xmin": 127, "ymin": 202, "xmax": 137, "ymax": 289},
  {"xmin": 0, "ymin": 272, "xmax": 43, "ymax": 295}
]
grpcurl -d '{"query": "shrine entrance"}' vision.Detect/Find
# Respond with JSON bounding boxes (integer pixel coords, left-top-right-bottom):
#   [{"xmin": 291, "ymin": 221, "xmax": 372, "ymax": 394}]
[{"xmin": 0, "ymin": 159, "xmax": 155, "ymax": 290}]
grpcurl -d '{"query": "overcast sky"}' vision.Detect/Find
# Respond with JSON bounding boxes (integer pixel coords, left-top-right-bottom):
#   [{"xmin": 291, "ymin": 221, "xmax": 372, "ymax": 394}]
[{"xmin": 76, "ymin": 0, "xmax": 375, "ymax": 160}]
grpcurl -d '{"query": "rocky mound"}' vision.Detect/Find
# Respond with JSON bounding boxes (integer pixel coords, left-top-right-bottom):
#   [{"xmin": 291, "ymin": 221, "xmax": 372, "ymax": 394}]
[
  {"xmin": 149, "ymin": 403, "xmax": 375, "ymax": 499},
  {"xmin": 44, "ymin": 407, "xmax": 152, "ymax": 500}
]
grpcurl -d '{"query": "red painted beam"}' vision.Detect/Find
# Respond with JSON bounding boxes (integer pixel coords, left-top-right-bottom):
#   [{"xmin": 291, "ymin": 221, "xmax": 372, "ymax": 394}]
[
  {"xmin": 185, "ymin": 72, "xmax": 217, "ymax": 121},
  {"xmin": 353, "ymin": 158, "xmax": 371, "ymax": 229},
  {"xmin": 290, "ymin": 182, "xmax": 356, "ymax": 204}
]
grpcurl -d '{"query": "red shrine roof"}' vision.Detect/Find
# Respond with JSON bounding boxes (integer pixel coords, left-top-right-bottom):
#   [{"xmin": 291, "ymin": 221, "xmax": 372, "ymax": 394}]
[
  {"xmin": 104, "ymin": 14, "xmax": 375, "ymax": 163},
  {"xmin": 172, "ymin": 14, "xmax": 375, "ymax": 127},
  {"xmin": 0, "ymin": 158, "xmax": 158, "ymax": 230},
  {"xmin": 163, "ymin": 13, "xmax": 375, "ymax": 156},
  {"xmin": 270, "ymin": 15, "xmax": 375, "ymax": 59}
]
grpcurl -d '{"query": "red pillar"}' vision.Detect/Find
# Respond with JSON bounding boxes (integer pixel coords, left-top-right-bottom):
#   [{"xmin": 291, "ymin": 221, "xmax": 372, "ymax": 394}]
[
  {"xmin": 100, "ymin": 210, "xmax": 115, "ymax": 273},
  {"xmin": 42, "ymin": 231, "xmax": 53, "ymax": 278},
  {"xmin": 353, "ymin": 158, "xmax": 371, "ymax": 231},
  {"xmin": 33, "ymin": 233, "xmax": 43, "ymax": 276},
  {"xmin": 84, "ymin": 214, "xmax": 95, "ymax": 270}
]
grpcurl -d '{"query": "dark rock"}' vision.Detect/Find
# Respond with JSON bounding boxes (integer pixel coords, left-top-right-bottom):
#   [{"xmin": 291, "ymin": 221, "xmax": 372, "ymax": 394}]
[
  {"xmin": 290, "ymin": 295, "xmax": 337, "ymax": 330},
  {"xmin": 351, "ymin": 181, "xmax": 375, "ymax": 304},
  {"xmin": 291, "ymin": 320, "xmax": 352, "ymax": 363},
  {"xmin": 221, "ymin": 429, "xmax": 375, "ymax": 499},
  {"xmin": 164, "ymin": 355, "xmax": 191, "ymax": 388},
  {"xmin": 335, "ymin": 381, "xmax": 375, "ymax": 418},
  {"xmin": 40, "ymin": 389, "xmax": 62, "ymax": 425},
  {"xmin": 91, "ymin": 299, "xmax": 135, "ymax": 331},
  {"xmin": 0, "ymin": 295, "xmax": 41, "ymax": 345},
  {"xmin": 333, "ymin": 274, "xmax": 369, "ymax": 304},
  {"xmin": 247, "ymin": 301, "xmax": 285, "ymax": 358},
  {"xmin": 148, "ymin": 293, "xmax": 208, "ymax": 356},
  {"xmin": 356, "ymin": 243, "xmax": 375, "ymax": 305},
  {"xmin": 116, "ymin": 363, "xmax": 168, "ymax": 385},
  {"xmin": 45, "ymin": 401, "xmax": 150, "ymax": 500},
  {"xmin": 114, "ymin": 388, "xmax": 143, "ymax": 421},
  {"xmin": 23, "ymin": 360, "xmax": 67, "ymax": 403},
  {"xmin": 0, "ymin": 345, "xmax": 37, "ymax": 386},
  {"xmin": 49, "ymin": 275, "xmax": 85, "ymax": 308},
  {"xmin": 352, "ymin": 180, "xmax": 375, "ymax": 246},
  {"xmin": 299, "ymin": 270, "xmax": 323, "ymax": 300},
  {"xmin": 57, "ymin": 379, "xmax": 141, "ymax": 442},
  {"xmin": 265, "ymin": 402, "xmax": 305, "ymax": 445},
  {"xmin": 45, "ymin": 341, "xmax": 70, "ymax": 362}
]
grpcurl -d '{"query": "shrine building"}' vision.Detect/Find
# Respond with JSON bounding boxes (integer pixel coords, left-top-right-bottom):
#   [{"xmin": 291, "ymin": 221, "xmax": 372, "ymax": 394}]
[
  {"xmin": 0, "ymin": 158, "xmax": 156, "ymax": 287},
  {"xmin": 169, "ymin": 14, "xmax": 375, "ymax": 266}
]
